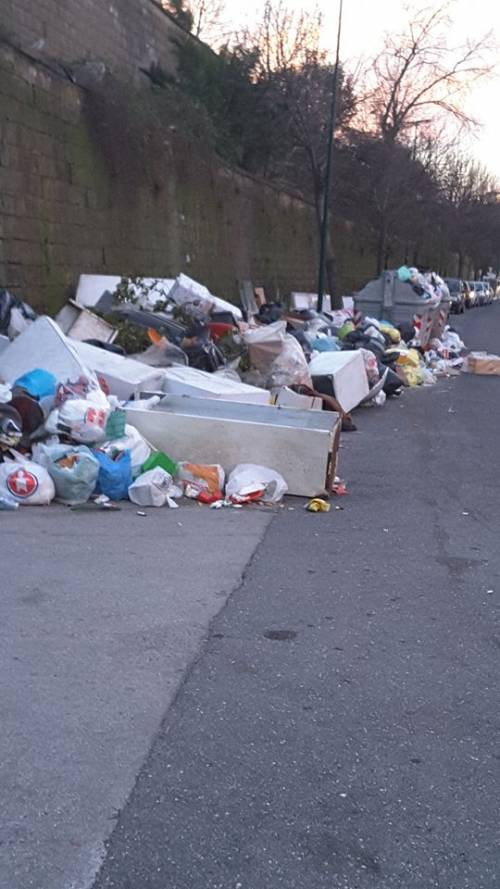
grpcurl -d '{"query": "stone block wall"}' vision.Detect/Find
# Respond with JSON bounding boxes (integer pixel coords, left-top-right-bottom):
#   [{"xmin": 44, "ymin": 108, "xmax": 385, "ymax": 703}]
[{"xmin": 0, "ymin": 42, "xmax": 339, "ymax": 312}]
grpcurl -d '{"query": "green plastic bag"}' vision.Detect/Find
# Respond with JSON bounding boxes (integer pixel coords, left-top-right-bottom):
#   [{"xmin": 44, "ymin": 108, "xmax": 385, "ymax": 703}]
[{"xmin": 141, "ymin": 450, "xmax": 178, "ymax": 478}]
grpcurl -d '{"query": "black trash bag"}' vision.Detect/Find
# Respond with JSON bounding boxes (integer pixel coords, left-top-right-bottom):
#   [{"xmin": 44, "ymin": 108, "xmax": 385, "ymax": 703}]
[
  {"xmin": 85, "ymin": 339, "xmax": 126, "ymax": 356},
  {"xmin": 256, "ymin": 303, "xmax": 283, "ymax": 325},
  {"xmin": 184, "ymin": 337, "xmax": 225, "ymax": 372},
  {"xmin": 397, "ymin": 322, "xmax": 416, "ymax": 343},
  {"xmin": 0, "ymin": 289, "xmax": 37, "ymax": 337},
  {"xmin": 383, "ymin": 367, "xmax": 403, "ymax": 397},
  {"xmin": 378, "ymin": 351, "xmax": 400, "ymax": 368},
  {"xmin": 288, "ymin": 328, "xmax": 312, "ymax": 361},
  {"xmin": 342, "ymin": 330, "xmax": 371, "ymax": 347},
  {"xmin": 0, "ymin": 403, "xmax": 23, "ymax": 450}
]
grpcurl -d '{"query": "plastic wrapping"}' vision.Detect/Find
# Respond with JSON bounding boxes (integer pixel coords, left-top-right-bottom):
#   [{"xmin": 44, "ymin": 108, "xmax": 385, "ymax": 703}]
[
  {"xmin": 33, "ymin": 443, "xmax": 99, "ymax": 504},
  {"xmin": 267, "ymin": 337, "xmax": 312, "ymax": 389},
  {"xmin": 103, "ymin": 424, "xmax": 151, "ymax": 476},
  {"xmin": 226, "ymin": 464, "xmax": 288, "ymax": 504},
  {"xmin": 178, "ymin": 463, "xmax": 225, "ymax": 502},
  {"xmin": 128, "ymin": 468, "xmax": 175, "ymax": 507},
  {"xmin": 93, "ymin": 449, "xmax": 132, "ymax": 500}
]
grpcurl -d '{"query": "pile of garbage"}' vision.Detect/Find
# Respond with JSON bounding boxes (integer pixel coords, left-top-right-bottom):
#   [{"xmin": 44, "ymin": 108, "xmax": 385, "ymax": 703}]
[{"xmin": 0, "ymin": 267, "xmax": 468, "ymax": 511}]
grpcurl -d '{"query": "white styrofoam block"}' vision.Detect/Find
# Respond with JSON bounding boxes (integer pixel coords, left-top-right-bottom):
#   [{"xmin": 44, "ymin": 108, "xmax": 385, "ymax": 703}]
[
  {"xmin": 76, "ymin": 273, "xmax": 242, "ymax": 319},
  {"xmin": 75, "ymin": 275, "xmax": 176, "ymax": 310},
  {"xmin": 309, "ymin": 350, "xmax": 369, "ymax": 412},
  {"xmin": 75, "ymin": 275, "xmax": 123, "ymax": 308},
  {"xmin": 71, "ymin": 340, "xmax": 167, "ymax": 401},
  {"xmin": 290, "ymin": 292, "xmax": 332, "ymax": 313},
  {"xmin": 275, "ymin": 388, "xmax": 322, "ymax": 411},
  {"xmin": 163, "ymin": 366, "xmax": 270, "ymax": 404},
  {"xmin": 0, "ymin": 316, "xmax": 88, "ymax": 384}
]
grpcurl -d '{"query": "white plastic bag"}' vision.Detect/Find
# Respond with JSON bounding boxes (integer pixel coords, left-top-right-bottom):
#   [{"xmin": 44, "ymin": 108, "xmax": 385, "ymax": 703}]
[
  {"xmin": 441, "ymin": 329, "xmax": 465, "ymax": 353},
  {"xmin": 0, "ymin": 460, "xmax": 55, "ymax": 505},
  {"xmin": 242, "ymin": 321, "xmax": 287, "ymax": 372},
  {"xmin": 46, "ymin": 397, "xmax": 110, "ymax": 444},
  {"xmin": 268, "ymin": 336, "xmax": 312, "ymax": 388},
  {"xmin": 103, "ymin": 424, "xmax": 151, "ymax": 476},
  {"xmin": 225, "ymin": 464, "xmax": 288, "ymax": 504},
  {"xmin": 128, "ymin": 468, "xmax": 174, "ymax": 507}
]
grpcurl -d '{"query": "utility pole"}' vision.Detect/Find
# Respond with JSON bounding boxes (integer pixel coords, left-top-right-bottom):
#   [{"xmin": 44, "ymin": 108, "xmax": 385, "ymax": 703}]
[{"xmin": 317, "ymin": 0, "xmax": 344, "ymax": 313}]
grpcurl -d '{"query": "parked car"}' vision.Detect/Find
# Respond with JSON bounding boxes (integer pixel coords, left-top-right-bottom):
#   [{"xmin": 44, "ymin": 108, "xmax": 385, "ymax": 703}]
[
  {"xmin": 483, "ymin": 282, "xmax": 494, "ymax": 304},
  {"xmin": 444, "ymin": 278, "xmax": 466, "ymax": 313},
  {"xmin": 475, "ymin": 281, "xmax": 492, "ymax": 306},
  {"xmin": 470, "ymin": 281, "xmax": 484, "ymax": 306},
  {"xmin": 464, "ymin": 281, "xmax": 476, "ymax": 308}
]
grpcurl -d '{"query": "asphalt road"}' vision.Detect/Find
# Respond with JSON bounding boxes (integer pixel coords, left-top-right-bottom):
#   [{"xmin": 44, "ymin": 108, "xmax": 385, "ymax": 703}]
[
  {"xmin": 91, "ymin": 304, "xmax": 500, "ymax": 889},
  {"xmin": 2, "ymin": 304, "xmax": 499, "ymax": 889}
]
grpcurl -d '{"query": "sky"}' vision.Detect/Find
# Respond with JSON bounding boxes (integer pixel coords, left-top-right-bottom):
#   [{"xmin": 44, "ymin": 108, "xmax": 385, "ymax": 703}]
[{"xmin": 221, "ymin": 0, "xmax": 500, "ymax": 180}]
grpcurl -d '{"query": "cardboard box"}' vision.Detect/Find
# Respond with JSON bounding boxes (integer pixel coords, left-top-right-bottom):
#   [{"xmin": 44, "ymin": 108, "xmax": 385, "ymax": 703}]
[{"xmin": 467, "ymin": 352, "xmax": 500, "ymax": 375}]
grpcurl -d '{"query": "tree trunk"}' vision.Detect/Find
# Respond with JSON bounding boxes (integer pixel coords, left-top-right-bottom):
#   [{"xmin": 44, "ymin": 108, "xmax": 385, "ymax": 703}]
[{"xmin": 457, "ymin": 249, "xmax": 463, "ymax": 278}]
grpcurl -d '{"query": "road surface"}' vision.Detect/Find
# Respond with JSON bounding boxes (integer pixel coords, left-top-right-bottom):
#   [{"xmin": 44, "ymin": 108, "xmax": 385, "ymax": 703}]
[{"xmin": 2, "ymin": 304, "xmax": 500, "ymax": 888}]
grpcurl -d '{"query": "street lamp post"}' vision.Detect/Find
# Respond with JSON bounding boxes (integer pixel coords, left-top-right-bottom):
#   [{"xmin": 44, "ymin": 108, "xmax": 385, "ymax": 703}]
[{"xmin": 317, "ymin": 0, "xmax": 344, "ymax": 313}]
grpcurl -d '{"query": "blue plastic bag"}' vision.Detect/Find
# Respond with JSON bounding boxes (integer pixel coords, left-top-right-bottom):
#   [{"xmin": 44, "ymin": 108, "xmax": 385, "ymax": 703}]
[
  {"xmin": 13, "ymin": 368, "xmax": 57, "ymax": 400},
  {"xmin": 93, "ymin": 449, "xmax": 132, "ymax": 501},
  {"xmin": 32, "ymin": 443, "xmax": 99, "ymax": 505}
]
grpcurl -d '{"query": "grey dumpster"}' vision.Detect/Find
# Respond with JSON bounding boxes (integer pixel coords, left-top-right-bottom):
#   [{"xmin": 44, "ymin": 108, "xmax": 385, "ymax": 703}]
[{"xmin": 353, "ymin": 270, "xmax": 439, "ymax": 347}]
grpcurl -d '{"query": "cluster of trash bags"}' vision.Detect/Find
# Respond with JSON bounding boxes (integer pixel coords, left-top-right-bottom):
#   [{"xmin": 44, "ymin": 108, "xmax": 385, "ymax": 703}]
[
  {"xmin": 0, "ymin": 268, "xmax": 468, "ymax": 511},
  {"xmin": 397, "ymin": 266, "xmax": 449, "ymax": 303},
  {"xmin": 0, "ymin": 362, "xmax": 288, "ymax": 510}
]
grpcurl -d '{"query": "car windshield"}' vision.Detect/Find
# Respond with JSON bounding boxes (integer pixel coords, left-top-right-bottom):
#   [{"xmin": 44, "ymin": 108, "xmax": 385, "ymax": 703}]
[{"xmin": 445, "ymin": 279, "xmax": 460, "ymax": 292}]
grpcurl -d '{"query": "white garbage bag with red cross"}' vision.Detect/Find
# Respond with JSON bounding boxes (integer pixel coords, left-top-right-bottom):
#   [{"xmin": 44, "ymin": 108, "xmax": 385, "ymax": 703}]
[
  {"xmin": 0, "ymin": 460, "xmax": 55, "ymax": 505},
  {"xmin": 45, "ymin": 398, "xmax": 110, "ymax": 444}
]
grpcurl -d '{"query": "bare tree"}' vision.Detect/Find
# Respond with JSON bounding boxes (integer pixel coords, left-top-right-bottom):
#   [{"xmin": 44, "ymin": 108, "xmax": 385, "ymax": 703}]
[
  {"xmin": 358, "ymin": 2, "xmax": 496, "ymax": 272},
  {"xmin": 435, "ymin": 149, "xmax": 499, "ymax": 274},
  {"xmin": 188, "ymin": 0, "xmax": 228, "ymax": 45},
  {"xmin": 368, "ymin": 2, "xmax": 495, "ymax": 142},
  {"xmin": 238, "ymin": 1, "xmax": 357, "ymax": 305}
]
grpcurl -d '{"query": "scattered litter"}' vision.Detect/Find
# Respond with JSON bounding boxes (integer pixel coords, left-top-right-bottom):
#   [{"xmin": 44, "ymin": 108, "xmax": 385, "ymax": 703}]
[
  {"xmin": 331, "ymin": 482, "xmax": 348, "ymax": 496},
  {"xmin": 226, "ymin": 464, "xmax": 288, "ymax": 504},
  {"xmin": 0, "ymin": 493, "xmax": 19, "ymax": 510},
  {"xmin": 305, "ymin": 498, "xmax": 331, "ymax": 513},
  {"xmin": 0, "ymin": 263, "xmax": 478, "ymax": 519}
]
